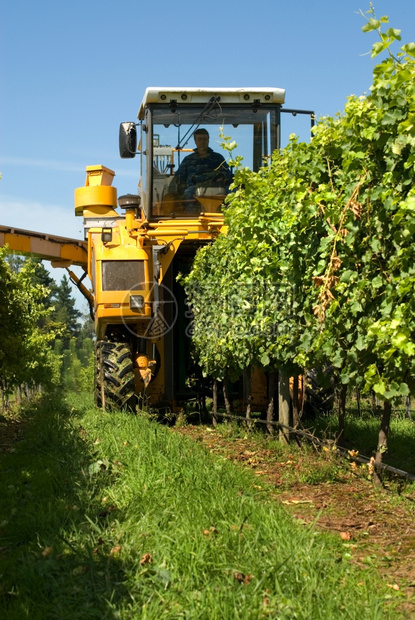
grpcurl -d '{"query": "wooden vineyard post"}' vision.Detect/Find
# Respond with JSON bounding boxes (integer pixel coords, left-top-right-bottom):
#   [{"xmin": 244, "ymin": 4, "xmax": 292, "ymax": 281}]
[
  {"xmin": 223, "ymin": 376, "xmax": 232, "ymax": 415},
  {"xmin": 212, "ymin": 379, "xmax": 218, "ymax": 427},
  {"xmin": 243, "ymin": 366, "xmax": 252, "ymax": 428},
  {"xmin": 374, "ymin": 400, "xmax": 392, "ymax": 487},
  {"xmin": 405, "ymin": 395, "xmax": 411, "ymax": 419},
  {"xmin": 278, "ymin": 368, "xmax": 290, "ymax": 444},
  {"xmin": 266, "ymin": 369, "xmax": 276, "ymax": 434},
  {"xmin": 292, "ymin": 375, "xmax": 300, "ymax": 429},
  {"xmin": 337, "ymin": 385, "xmax": 347, "ymax": 446}
]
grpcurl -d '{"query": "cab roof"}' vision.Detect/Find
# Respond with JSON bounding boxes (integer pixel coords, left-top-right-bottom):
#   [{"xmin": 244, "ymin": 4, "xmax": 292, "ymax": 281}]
[{"xmin": 138, "ymin": 87, "xmax": 286, "ymax": 120}]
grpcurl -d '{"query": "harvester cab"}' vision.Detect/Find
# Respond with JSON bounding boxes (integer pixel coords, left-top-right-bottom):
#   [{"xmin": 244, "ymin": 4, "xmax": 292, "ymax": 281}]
[{"xmin": 119, "ymin": 87, "xmax": 286, "ymax": 219}]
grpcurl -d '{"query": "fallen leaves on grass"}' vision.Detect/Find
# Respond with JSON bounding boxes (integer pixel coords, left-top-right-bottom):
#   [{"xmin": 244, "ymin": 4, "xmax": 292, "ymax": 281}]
[
  {"xmin": 233, "ymin": 571, "xmax": 253, "ymax": 585},
  {"xmin": 203, "ymin": 526, "xmax": 218, "ymax": 536},
  {"xmin": 98, "ymin": 505, "xmax": 117, "ymax": 518},
  {"xmin": 140, "ymin": 553, "xmax": 152, "ymax": 565},
  {"xmin": 41, "ymin": 546, "xmax": 53, "ymax": 558},
  {"xmin": 282, "ymin": 499, "xmax": 314, "ymax": 505},
  {"xmin": 174, "ymin": 423, "xmax": 415, "ymax": 614}
]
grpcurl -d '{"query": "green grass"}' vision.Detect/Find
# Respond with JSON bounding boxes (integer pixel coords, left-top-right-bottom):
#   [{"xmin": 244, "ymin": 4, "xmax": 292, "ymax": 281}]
[
  {"xmin": 214, "ymin": 422, "xmax": 346, "ymax": 487},
  {"xmin": 311, "ymin": 407, "xmax": 415, "ymax": 475},
  {"xmin": 0, "ymin": 393, "xmax": 399, "ymax": 619}
]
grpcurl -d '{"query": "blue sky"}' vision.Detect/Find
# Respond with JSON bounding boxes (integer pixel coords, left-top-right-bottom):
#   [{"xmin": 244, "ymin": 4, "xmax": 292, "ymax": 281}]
[{"xmin": 1, "ymin": 0, "xmax": 415, "ymax": 307}]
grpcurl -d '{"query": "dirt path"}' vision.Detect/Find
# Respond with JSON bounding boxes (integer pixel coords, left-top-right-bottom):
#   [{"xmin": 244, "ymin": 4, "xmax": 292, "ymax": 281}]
[{"xmin": 176, "ymin": 424, "xmax": 415, "ymax": 617}]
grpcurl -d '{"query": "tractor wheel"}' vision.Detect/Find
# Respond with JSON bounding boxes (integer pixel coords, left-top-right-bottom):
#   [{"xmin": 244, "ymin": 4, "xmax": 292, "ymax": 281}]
[{"xmin": 94, "ymin": 341, "xmax": 136, "ymax": 411}]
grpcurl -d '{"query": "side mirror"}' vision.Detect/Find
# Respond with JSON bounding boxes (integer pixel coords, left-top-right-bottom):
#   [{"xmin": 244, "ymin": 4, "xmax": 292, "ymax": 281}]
[{"xmin": 119, "ymin": 122, "xmax": 137, "ymax": 158}]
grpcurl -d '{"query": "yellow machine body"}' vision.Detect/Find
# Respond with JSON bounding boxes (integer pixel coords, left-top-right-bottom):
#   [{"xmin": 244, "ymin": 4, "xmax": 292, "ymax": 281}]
[{"xmin": 74, "ymin": 163, "xmax": 226, "ymax": 407}]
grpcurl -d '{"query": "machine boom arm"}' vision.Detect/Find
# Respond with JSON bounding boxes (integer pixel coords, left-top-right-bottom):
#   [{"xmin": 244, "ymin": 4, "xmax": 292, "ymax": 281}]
[{"xmin": 0, "ymin": 225, "xmax": 88, "ymax": 267}]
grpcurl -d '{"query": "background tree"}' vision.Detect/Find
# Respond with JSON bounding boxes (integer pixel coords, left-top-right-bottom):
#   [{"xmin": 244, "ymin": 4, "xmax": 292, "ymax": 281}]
[
  {"xmin": 1, "ymin": 253, "xmax": 95, "ymax": 404},
  {"xmin": 0, "ymin": 249, "xmax": 61, "ymax": 406},
  {"xmin": 51, "ymin": 274, "xmax": 82, "ymax": 349}
]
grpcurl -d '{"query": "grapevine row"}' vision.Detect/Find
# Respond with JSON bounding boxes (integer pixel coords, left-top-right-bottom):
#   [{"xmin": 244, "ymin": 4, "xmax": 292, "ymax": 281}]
[{"xmin": 181, "ymin": 11, "xmax": 415, "ymax": 477}]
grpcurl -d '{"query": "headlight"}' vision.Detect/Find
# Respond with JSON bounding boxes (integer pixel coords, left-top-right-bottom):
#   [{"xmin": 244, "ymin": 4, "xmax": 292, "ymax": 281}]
[{"xmin": 130, "ymin": 295, "xmax": 144, "ymax": 310}]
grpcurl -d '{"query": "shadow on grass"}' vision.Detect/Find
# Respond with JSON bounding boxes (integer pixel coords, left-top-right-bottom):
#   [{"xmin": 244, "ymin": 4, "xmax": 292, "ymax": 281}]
[{"xmin": 0, "ymin": 392, "xmax": 131, "ymax": 620}]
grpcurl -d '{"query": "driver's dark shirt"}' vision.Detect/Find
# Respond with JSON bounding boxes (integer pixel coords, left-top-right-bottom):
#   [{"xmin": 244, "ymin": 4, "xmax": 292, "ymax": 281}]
[{"xmin": 175, "ymin": 147, "xmax": 231, "ymax": 187}]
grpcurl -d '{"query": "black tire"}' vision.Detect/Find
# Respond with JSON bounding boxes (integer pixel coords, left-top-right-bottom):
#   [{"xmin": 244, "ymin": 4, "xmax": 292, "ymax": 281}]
[{"xmin": 95, "ymin": 340, "xmax": 136, "ymax": 411}]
